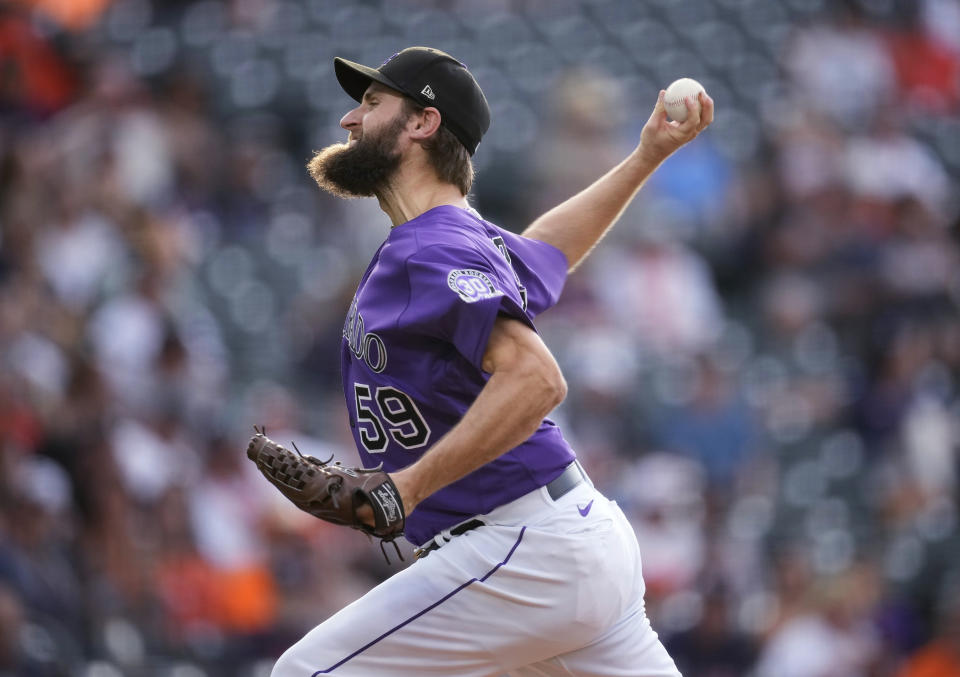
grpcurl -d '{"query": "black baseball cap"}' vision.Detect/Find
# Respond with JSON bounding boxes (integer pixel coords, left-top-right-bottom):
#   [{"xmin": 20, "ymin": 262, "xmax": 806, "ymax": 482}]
[{"xmin": 334, "ymin": 46, "xmax": 491, "ymax": 156}]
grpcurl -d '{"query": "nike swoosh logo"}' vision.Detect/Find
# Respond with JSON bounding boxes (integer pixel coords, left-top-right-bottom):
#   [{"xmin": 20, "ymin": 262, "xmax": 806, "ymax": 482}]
[{"xmin": 577, "ymin": 500, "xmax": 594, "ymax": 517}]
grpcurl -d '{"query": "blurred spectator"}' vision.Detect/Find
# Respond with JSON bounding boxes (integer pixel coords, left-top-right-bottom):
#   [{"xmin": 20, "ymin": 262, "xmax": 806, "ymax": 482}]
[
  {"xmin": 666, "ymin": 587, "xmax": 759, "ymax": 677},
  {"xmin": 0, "ymin": 9, "xmax": 76, "ymax": 117},
  {"xmin": 844, "ymin": 112, "xmax": 951, "ymax": 216},
  {"xmin": 592, "ymin": 233, "xmax": 724, "ymax": 360},
  {"xmin": 755, "ymin": 568, "xmax": 882, "ymax": 677},
  {"xmin": 783, "ymin": 3, "xmax": 896, "ymax": 129},
  {"xmin": 617, "ymin": 453, "xmax": 706, "ymax": 597},
  {"xmin": 902, "ymin": 394, "xmax": 958, "ymax": 500},
  {"xmin": 653, "ymin": 355, "xmax": 760, "ymax": 492},
  {"xmin": 525, "ymin": 68, "xmax": 631, "ymax": 222},
  {"xmin": 34, "ymin": 205, "xmax": 128, "ymax": 313}
]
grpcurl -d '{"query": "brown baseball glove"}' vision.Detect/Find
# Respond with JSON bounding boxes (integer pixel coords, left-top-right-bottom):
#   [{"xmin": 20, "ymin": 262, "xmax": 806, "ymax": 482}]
[{"xmin": 246, "ymin": 427, "xmax": 406, "ymax": 560}]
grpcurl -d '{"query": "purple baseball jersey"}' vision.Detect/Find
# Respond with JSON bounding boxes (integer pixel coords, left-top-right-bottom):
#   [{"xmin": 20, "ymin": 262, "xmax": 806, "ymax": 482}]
[{"xmin": 340, "ymin": 205, "xmax": 575, "ymax": 545}]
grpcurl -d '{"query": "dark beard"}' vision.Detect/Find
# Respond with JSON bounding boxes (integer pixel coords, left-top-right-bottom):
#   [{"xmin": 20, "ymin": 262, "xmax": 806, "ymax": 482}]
[{"xmin": 307, "ymin": 114, "xmax": 406, "ymax": 199}]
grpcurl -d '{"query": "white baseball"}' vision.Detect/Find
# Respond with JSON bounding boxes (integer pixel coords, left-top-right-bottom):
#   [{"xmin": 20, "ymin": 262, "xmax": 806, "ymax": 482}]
[{"xmin": 663, "ymin": 78, "xmax": 705, "ymax": 122}]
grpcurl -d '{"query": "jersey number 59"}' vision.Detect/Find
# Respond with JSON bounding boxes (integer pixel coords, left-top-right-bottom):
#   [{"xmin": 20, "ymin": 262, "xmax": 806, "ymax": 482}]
[{"xmin": 353, "ymin": 383, "xmax": 431, "ymax": 453}]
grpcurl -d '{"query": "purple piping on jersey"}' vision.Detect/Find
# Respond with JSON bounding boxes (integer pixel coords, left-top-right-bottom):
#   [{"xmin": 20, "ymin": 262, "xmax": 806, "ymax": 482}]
[{"xmin": 311, "ymin": 526, "xmax": 527, "ymax": 676}]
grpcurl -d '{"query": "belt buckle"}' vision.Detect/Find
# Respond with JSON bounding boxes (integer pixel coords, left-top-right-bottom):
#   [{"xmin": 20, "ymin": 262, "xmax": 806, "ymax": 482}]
[{"xmin": 414, "ymin": 533, "xmax": 446, "ymax": 559}]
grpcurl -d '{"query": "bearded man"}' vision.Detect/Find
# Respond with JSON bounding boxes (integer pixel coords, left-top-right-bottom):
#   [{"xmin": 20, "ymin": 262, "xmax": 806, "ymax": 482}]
[{"xmin": 271, "ymin": 46, "xmax": 713, "ymax": 677}]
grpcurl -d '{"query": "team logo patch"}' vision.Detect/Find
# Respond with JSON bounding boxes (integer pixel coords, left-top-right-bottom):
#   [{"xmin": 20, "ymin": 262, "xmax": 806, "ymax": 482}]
[{"xmin": 447, "ymin": 269, "xmax": 502, "ymax": 303}]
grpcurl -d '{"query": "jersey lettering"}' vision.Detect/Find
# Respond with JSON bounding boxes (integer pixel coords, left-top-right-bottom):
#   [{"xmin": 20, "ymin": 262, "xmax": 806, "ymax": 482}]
[{"xmin": 344, "ymin": 298, "xmax": 388, "ymax": 372}]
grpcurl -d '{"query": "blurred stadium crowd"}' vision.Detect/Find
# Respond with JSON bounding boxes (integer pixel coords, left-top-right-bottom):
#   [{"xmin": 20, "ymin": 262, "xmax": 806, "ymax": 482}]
[{"xmin": 2, "ymin": 0, "xmax": 960, "ymax": 675}]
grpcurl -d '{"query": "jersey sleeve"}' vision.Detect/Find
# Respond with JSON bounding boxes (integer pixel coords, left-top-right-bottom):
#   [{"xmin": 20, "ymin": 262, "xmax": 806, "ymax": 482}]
[
  {"xmin": 399, "ymin": 243, "xmax": 530, "ymax": 371},
  {"xmin": 494, "ymin": 231, "xmax": 569, "ymax": 316}
]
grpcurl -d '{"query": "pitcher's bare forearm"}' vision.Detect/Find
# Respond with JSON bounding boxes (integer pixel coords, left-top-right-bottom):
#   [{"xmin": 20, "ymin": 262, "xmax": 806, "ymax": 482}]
[
  {"xmin": 522, "ymin": 150, "xmax": 663, "ymax": 271},
  {"xmin": 390, "ymin": 317, "xmax": 566, "ymax": 512}
]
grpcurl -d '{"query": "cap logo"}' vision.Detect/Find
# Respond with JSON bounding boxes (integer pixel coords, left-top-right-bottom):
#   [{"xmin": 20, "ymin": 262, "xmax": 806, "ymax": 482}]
[{"xmin": 420, "ymin": 85, "xmax": 436, "ymax": 100}]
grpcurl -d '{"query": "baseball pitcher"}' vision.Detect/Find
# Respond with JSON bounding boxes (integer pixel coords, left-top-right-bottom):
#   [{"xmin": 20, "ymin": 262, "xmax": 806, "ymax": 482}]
[{"xmin": 248, "ymin": 46, "xmax": 713, "ymax": 676}]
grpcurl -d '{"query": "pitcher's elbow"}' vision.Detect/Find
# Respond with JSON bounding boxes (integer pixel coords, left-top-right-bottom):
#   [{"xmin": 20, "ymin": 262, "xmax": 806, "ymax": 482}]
[
  {"xmin": 545, "ymin": 368, "xmax": 567, "ymax": 410},
  {"xmin": 555, "ymin": 373, "xmax": 568, "ymax": 407}
]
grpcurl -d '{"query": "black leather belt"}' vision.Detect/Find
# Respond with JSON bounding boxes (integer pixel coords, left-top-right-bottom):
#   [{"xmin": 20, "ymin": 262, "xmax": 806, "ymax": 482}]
[{"xmin": 414, "ymin": 460, "xmax": 589, "ymax": 559}]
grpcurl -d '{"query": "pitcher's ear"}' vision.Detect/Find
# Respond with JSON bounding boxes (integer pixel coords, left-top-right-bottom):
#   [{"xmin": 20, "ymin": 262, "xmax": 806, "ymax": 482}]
[{"xmin": 409, "ymin": 107, "xmax": 442, "ymax": 141}]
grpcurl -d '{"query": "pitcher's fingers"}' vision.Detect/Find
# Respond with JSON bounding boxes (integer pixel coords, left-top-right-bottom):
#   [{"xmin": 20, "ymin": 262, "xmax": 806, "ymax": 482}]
[
  {"xmin": 698, "ymin": 92, "xmax": 715, "ymax": 130},
  {"xmin": 681, "ymin": 94, "xmax": 701, "ymax": 129},
  {"xmin": 652, "ymin": 90, "xmax": 668, "ymax": 122}
]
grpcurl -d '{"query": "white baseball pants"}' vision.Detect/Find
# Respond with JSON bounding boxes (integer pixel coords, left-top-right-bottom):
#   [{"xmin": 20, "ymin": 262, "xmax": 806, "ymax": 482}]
[{"xmin": 271, "ymin": 481, "xmax": 682, "ymax": 676}]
